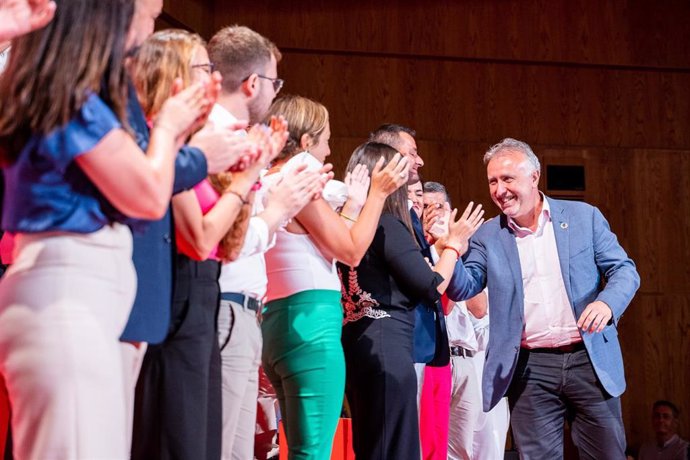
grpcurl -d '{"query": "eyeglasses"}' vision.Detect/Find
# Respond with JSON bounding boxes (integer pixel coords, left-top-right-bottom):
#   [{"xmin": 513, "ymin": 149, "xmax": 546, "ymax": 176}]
[
  {"xmin": 192, "ymin": 63, "xmax": 215, "ymax": 74},
  {"xmin": 243, "ymin": 74, "xmax": 284, "ymax": 93}
]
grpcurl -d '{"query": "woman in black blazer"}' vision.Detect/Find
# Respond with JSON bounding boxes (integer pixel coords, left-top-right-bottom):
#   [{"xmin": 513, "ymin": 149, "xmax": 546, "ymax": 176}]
[{"xmin": 338, "ymin": 143, "xmax": 484, "ymax": 460}]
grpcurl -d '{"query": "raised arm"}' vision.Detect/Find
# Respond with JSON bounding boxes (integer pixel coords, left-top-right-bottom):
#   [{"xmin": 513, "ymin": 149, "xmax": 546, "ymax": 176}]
[
  {"xmin": 76, "ymin": 82, "xmax": 209, "ymax": 220},
  {"xmin": 295, "ymin": 154, "xmax": 409, "ymax": 267}
]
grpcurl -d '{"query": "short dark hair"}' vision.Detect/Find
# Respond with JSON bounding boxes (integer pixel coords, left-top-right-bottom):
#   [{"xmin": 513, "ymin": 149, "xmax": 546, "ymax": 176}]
[
  {"xmin": 368, "ymin": 124, "xmax": 416, "ymax": 149},
  {"xmin": 653, "ymin": 400, "xmax": 680, "ymax": 418},
  {"xmin": 423, "ymin": 180, "xmax": 451, "ymax": 208}
]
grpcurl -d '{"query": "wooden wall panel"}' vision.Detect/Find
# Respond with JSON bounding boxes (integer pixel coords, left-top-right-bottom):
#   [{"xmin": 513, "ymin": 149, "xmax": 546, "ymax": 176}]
[
  {"xmin": 274, "ymin": 52, "xmax": 690, "ymax": 150},
  {"xmin": 210, "ymin": 0, "xmax": 690, "ymax": 68}
]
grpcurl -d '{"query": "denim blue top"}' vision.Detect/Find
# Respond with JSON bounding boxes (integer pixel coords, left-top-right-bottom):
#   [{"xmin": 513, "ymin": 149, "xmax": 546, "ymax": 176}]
[{"xmin": 2, "ymin": 93, "xmax": 123, "ymax": 233}]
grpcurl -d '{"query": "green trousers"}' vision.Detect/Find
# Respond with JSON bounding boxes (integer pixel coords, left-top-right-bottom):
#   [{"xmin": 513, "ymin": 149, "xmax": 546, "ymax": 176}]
[{"xmin": 261, "ymin": 290, "xmax": 345, "ymax": 460}]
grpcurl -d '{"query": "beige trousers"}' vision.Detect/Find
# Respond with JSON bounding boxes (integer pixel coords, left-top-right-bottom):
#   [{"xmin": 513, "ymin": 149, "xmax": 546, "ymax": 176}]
[{"xmin": 0, "ymin": 224, "xmax": 136, "ymax": 459}]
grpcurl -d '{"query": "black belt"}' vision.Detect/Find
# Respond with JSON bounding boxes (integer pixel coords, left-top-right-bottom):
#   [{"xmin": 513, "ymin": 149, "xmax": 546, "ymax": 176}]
[
  {"xmin": 220, "ymin": 292, "xmax": 262, "ymax": 313},
  {"xmin": 450, "ymin": 346, "xmax": 475, "ymax": 358},
  {"xmin": 524, "ymin": 341, "xmax": 585, "ymax": 354}
]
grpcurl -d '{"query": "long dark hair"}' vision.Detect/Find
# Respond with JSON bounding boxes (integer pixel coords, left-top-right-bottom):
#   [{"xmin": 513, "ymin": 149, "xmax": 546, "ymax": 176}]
[
  {"xmin": 345, "ymin": 142, "xmax": 414, "ymax": 237},
  {"xmin": 0, "ymin": 0, "xmax": 134, "ymax": 164}
]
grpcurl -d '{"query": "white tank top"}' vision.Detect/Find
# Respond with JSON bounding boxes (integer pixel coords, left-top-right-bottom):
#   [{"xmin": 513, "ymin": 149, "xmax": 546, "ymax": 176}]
[{"xmin": 262, "ymin": 152, "xmax": 343, "ymax": 302}]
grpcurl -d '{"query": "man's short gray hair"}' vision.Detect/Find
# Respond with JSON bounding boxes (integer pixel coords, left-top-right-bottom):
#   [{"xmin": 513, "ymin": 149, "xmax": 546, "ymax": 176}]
[
  {"xmin": 483, "ymin": 138, "xmax": 541, "ymax": 173},
  {"xmin": 423, "ymin": 181, "xmax": 451, "ymax": 206}
]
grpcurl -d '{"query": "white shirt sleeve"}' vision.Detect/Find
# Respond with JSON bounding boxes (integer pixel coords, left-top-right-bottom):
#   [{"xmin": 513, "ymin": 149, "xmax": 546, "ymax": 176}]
[{"xmin": 237, "ymin": 217, "xmax": 273, "ymax": 258}]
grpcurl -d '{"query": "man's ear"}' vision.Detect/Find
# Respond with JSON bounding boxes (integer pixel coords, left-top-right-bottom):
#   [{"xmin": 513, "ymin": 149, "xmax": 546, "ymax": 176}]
[
  {"xmin": 532, "ymin": 169, "xmax": 540, "ymax": 186},
  {"xmin": 300, "ymin": 133, "xmax": 313, "ymax": 150},
  {"xmin": 241, "ymin": 74, "xmax": 258, "ymax": 97}
]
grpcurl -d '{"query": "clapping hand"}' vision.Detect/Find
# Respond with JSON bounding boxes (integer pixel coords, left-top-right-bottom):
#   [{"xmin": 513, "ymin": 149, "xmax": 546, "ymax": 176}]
[
  {"xmin": 369, "ymin": 153, "xmax": 409, "ymax": 198},
  {"xmin": 0, "ymin": 0, "xmax": 56, "ymax": 41},
  {"xmin": 344, "ymin": 164, "xmax": 370, "ymax": 211},
  {"xmin": 442, "ymin": 202, "xmax": 485, "ymax": 256}
]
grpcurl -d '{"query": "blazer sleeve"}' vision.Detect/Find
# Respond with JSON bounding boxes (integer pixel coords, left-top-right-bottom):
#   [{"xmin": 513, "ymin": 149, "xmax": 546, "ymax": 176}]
[
  {"xmin": 591, "ymin": 206, "xmax": 640, "ymax": 324},
  {"xmin": 173, "ymin": 145, "xmax": 208, "ymax": 194},
  {"xmin": 446, "ymin": 230, "xmax": 488, "ymax": 302},
  {"xmin": 380, "ymin": 215, "xmax": 444, "ymax": 304}
]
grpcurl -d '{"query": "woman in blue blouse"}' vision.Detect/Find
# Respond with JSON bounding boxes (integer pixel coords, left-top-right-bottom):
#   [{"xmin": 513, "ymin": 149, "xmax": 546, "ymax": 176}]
[{"xmin": 0, "ymin": 1, "xmax": 211, "ymax": 458}]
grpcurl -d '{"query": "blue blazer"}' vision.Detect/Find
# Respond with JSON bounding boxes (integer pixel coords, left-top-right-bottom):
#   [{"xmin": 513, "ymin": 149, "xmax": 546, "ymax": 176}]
[
  {"xmin": 120, "ymin": 85, "xmax": 207, "ymax": 343},
  {"xmin": 410, "ymin": 210, "xmax": 450, "ymax": 366},
  {"xmin": 446, "ymin": 197, "xmax": 640, "ymax": 411}
]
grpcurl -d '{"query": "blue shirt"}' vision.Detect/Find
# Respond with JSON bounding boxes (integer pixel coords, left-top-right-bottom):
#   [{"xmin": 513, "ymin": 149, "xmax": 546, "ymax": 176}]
[{"xmin": 2, "ymin": 93, "xmax": 123, "ymax": 233}]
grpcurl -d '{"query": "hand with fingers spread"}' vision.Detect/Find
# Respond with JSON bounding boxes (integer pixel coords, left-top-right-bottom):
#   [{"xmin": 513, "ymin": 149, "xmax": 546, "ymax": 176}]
[
  {"xmin": 576, "ymin": 300, "xmax": 613, "ymax": 334},
  {"xmin": 0, "ymin": 0, "xmax": 56, "ymax": 41},
  {"xmin": 442, "ymin": 201, "xmax": 485, "ymax": 256},
  {"xmin": 369, "ymin": 153, "xmax": 409, "ymax": 198}
]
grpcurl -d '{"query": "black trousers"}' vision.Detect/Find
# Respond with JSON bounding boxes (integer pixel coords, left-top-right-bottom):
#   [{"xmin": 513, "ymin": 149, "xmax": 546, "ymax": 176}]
[
  {"xmin": 342, "ymin": 313, "xmax": 420, "ymax": 460},
  {"xmin": 507, "ymin": 347, "xmax": 626, "ymax": 460},
  {"xmin": 132, "ymin": 255, "xmax": 222, "ymax": 460}
]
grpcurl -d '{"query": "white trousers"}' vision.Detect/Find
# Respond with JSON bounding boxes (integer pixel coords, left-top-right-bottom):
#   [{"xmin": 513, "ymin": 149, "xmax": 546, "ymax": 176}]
[
  {"xmin": 448, "ymin": 355, "xmax": 482, "ymax": 460},
  {"xmin": 471, "ymin": 350, "xmax": 510, "ymax": 460},
  {"xmin": 217, "ymin": 298, "xmax": 262, "ymax": 460},
  {"xmin": 0, "ymin": 224, "xmax": 136, "ymax": 460},
  {"xmin": 120, "ymin": 340, "xmax": 148, "ymax": 454},
  {"xmin": 448, "ymin": 350, "xmax": 511, "ymax": 460}
]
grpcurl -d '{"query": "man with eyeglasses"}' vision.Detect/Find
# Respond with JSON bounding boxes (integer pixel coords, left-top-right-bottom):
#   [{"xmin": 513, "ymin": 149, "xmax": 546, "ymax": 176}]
[{"xmin": 205, "ymin": 25, "xmax": 290, "ymax": 460}]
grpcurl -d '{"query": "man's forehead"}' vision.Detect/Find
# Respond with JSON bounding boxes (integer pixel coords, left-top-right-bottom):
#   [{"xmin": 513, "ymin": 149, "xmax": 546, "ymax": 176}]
[
  {"xmin": 424, "ymin": 192, "xmax": 445, "ymax": 203},
  {"xmin": 398, "ymin": 132, "xmax": 417, "ymax": 150}
]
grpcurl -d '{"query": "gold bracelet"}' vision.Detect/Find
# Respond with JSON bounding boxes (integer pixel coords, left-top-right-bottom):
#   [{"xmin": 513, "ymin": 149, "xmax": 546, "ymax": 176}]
[
  {"xmin": 339, "ymin": 212, "xmax": 357, "ymax": 223},
  {"xmin": 226, "ymin": 189, "xmax": 249, "ymax": 206}
]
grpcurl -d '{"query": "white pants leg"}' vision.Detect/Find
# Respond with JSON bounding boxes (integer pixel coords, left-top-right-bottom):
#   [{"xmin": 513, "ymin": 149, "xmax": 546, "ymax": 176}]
[
  {"xmin": 217, "ymin": 299, "xmax": 262, "ymax": 460},
  {"xmin": 472, "ymin": 397, "xmax": 510, "ymax": 460},
  {"xmin": 120, "ymin": 340, "xmax": 148, "ymax": 454},
  {"xmin": 471, "ymin": 350, "xmax": 511, "ymax": 460},
  {"xmin": 414, "ymin": 362, "xmax": 426, "ymax": 410},
  {"xmin": 448, "ymin": 355, "xmax": 482, "ymax": 460},
  {"xmin": 0, "ymin": 225, "xmax": 136, "ymax": 460}
]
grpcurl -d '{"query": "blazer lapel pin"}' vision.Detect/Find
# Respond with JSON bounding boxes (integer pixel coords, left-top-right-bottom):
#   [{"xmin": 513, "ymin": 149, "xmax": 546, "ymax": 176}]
[{"xmin": 560, "ymin": 222, "xmax": 568, "ymax": 230}]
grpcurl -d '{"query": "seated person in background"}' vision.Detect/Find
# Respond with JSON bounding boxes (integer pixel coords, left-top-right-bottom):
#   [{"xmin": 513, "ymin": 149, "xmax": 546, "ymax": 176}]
[{"xmin": 638, "ymin": 400, "xmax": 689, "ymax": 460}]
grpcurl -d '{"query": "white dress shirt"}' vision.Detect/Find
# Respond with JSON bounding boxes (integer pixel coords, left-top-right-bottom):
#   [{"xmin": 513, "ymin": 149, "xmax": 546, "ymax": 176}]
[
  {"xmin": 210, "ymin": 104, "xmax": 275, "ymax": 300},
  {"xmin": 508, "ymin": 196, "xmax": 581, "ymax": 348}
]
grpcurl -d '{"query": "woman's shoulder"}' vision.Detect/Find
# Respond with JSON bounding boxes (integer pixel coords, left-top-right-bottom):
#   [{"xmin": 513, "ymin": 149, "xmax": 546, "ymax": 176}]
[{"xmin": 41, "ymin": 93, "xmax": 122, "ymax": 163}]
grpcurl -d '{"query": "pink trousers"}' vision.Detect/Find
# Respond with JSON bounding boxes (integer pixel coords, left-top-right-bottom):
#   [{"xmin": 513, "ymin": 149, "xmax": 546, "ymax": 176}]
[{"xmin": 419, "ymin": 363, "xmax": 452, "ymax": 460}]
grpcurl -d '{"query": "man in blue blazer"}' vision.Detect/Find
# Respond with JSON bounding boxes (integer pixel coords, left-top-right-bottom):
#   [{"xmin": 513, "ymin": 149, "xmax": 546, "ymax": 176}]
[{"xmin": 447, "ymin": 138, "xmax": 640, "ymax": 459}]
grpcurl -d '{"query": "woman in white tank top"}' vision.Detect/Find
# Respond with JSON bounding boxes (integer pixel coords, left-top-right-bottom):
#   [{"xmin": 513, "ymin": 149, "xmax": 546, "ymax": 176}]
[{"xmin": 260, "ymin": 95, "xmax": 408, "ymax": 459}]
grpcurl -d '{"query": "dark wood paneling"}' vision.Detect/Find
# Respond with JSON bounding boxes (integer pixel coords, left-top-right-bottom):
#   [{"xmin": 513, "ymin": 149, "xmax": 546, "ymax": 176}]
[
  {"xmin": 210, "ymin": 0, "xmax": 690, "ymax": 69},
  {"xmin": 275, "ymin": 52, "xmax": 690, "ymax": 150}
]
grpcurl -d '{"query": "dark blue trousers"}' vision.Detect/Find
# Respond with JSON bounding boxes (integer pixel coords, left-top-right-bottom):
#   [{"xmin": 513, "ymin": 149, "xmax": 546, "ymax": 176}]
[{"xmin": 507, "ymin": 347, "xmax": 626, "ymax": 460}]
